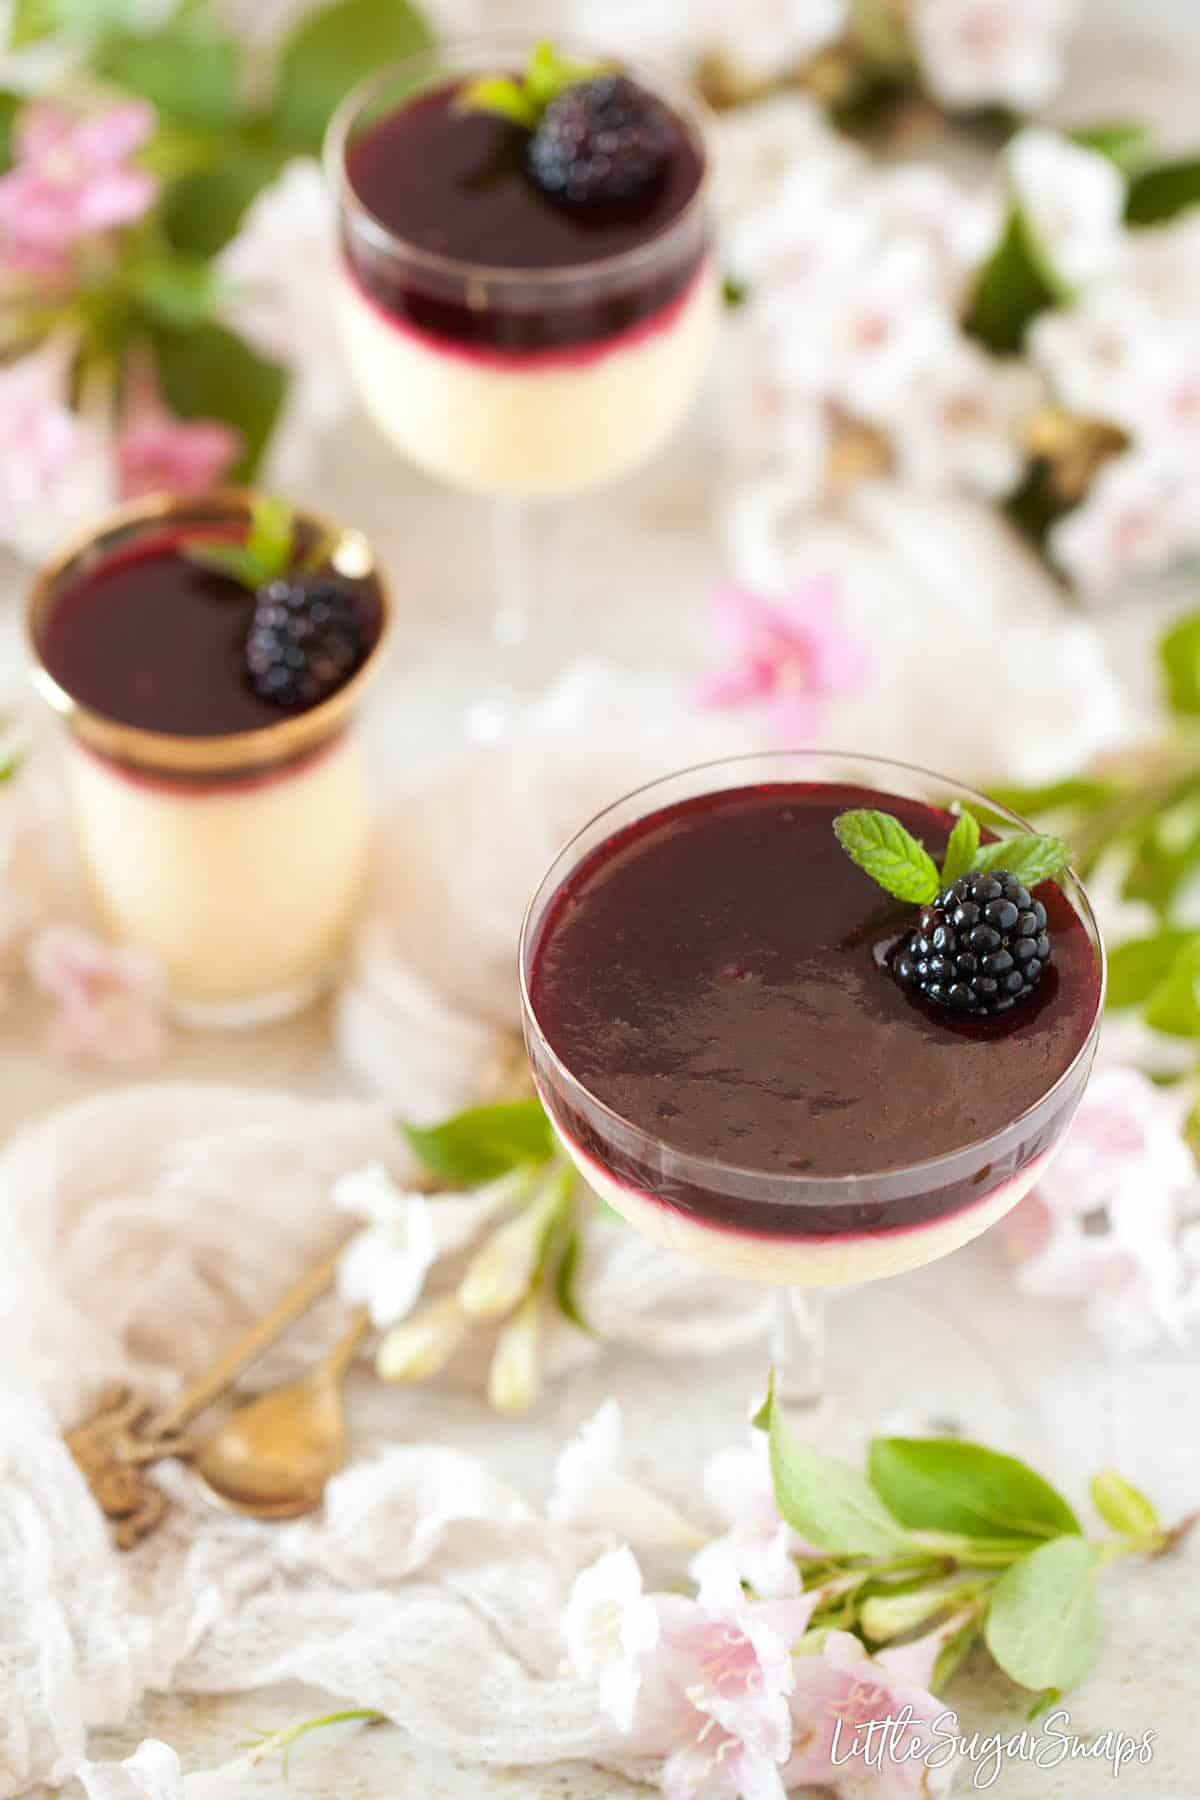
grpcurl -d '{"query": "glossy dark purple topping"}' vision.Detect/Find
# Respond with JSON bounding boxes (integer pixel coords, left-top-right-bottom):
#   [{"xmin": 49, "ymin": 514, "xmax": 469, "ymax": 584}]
[
  {"xmin": 527, "ymin": 783, "xmax": 1101, "ymax": 1236},
  {"xmin": 342, "ymin": 81, "xmax": 707, "ymax": 353},
  {"xmin": 39, "ymin": 528, "xmax": 382, "ymax": 737}
]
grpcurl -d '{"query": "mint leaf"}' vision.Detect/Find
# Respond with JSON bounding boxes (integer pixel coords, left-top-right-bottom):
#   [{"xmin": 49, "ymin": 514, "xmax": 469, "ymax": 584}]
[
  {"xmin": 1090, "ymin": 1471, "xmax": 1160, "ymax": 1538},
  {"xmin": 1107, "ymin": 931, "xmax": 1198, "ymax": 1010},
  {"xmin": 940, "ymin": 810, "xmax": 980, "ymax": 885},
  {"xmin": 1126, "ymin": 154, "xmax": 1200, "ymax": 225},
  {"xmin": 970, "ymin": 833, "xmax": 1070, "ymax": 885},
  {"xmin": 459, "ymin": 39, "xmax": 606, "ymax": 130},
  {"xmin": 1159, "ymin": 609, "xmax": 1200, "ymax": 716},
  {"xmin": 833, "ymin": 810, "xmax": 941, "ymax": 905},
  {"xmin": 182, "ymin": 542, "xmax": 269, "ymax": 586},
  {"xmin": 985, "ymin": 1536, "xmax": 1103, "ymax": 1691},
  {"xmin": 761, "ymin": 1375, "xmax": 910, "ymax": 1556},
  {"xmin": 965, "ymin": 203, "xmax": 1063, "ymax": 354},
  {"xmin": 404, "ymin": 1100, "xmax": 555, "ymax": 1185},
  {"xmin": 456, "ymin": 75, "xmax": 537, "ymax": 129},
  {"xmin": 869, "ymin": 1438, "xmax": 1080, "ymax": 1540},
  {"xmin": 247, "ymin": 495, "xmax": 294, "ymax": 579}
]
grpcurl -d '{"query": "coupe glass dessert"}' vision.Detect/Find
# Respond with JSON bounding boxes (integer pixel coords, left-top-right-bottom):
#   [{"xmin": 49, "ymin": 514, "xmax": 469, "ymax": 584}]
[
  {"xmin": 27, "ymin": 491, "xmax": 390, "ymax": 1026},
  {"xmin": 326, "ymin": 37, "xmax": 717, "ymax": 730},
  {"xmin": 520, "ymin": 753, "xmax": 1104, "ymax": 1402}
]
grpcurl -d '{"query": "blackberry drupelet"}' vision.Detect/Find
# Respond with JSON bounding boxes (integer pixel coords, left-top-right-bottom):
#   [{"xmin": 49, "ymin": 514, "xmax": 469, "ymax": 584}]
[
  {"xmin": 245, "ymin": 577, "xmax": 366, "ymax": 710},
  {"xmin": 526, "ymin": 75, "xmax": 677, "ymax": 205},
  {"xmin": 894, "ymin": 870, "xmax": 1052, "ymax": 1016}
]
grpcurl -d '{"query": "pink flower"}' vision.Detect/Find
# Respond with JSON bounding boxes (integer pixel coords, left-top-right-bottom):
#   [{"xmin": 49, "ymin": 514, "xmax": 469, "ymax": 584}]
[
  {"xmin": 116, "ymin": 363, "xmax": 240, "ymax": 500},
  {"xmin": 784, "ymin": 1630, "xmax": 957, "ymax": 1796},
  {"xmin": 697, "ymin": 580, "xmax": 871, "ymax": 745},
  {"xmin": 0, "ymin": 102, "xmax": 158, "ymax": 267},
  {"xmin": 1004, "ymin": 1065, "xmax": 1200, "ymax": 1349},
  {"xmin": 629, "ymin": 1551, "xmax": 817, "ymax": 1799},
  {"xmin": 28, "ymin": 923, "xmax": 166, "ymax": 1065},
  {"xmin": 0, "ymin": 338, "xmax": 115, "ymax": 562}
]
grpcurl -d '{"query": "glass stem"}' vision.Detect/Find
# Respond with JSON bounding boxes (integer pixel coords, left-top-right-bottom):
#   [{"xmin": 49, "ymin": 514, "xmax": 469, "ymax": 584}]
[
  {"xmin": 770, "ymin": 1287, "xmax": 827, "ymax": 1412},
  {"xmin": 490, "ymin": 495, "xmax": 532, "ymax": 651}
]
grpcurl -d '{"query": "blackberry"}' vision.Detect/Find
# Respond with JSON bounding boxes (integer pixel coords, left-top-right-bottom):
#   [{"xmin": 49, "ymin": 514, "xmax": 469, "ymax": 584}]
[
  {"xmin": 894, "ymin": 870, "xmax": 1052, "ymax": 1017},
  {"xmin": 245, "ymin": 577, "xmax": 366, "ymax": 710},
  {"xmin": 526, "ymin": 75, "xmax": 677, "ymax": 206}
]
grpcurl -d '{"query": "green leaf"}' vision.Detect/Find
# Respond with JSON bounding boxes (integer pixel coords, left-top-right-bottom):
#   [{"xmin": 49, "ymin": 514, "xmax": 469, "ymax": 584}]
[
  {"xmin": 553, "ymin": 1227, "xmax": 591, "ymax": 1333},
  {"xmin": 722, "ymin": 273, "xmax": 750, "ymax": 308},
  {"xmin": 1090, "ymin": 1471, "xmax": 1160, "ymax": 1538},
  {"xmin": 869, "ymin": 1438, "xmax": 1081, "ymax": 1540},
  {"xmin": 1027, "ymin": 1687, "xmax": 1063, "ymax": 1722},
  {"xmin": 940, "ymin": 809, "xmax": 980, "ymax": 885},
  {"xmin": 163, "ymin": 141, "xmax": 288, "ymax": 258},
  {"xmin": 404, "ymin": 1099, "xmax": 555, "ymax": 1185},
  {"xmin": 1106, "ymin": 931, "xmax": 1197, "ymax": 1009},
  {"xmin": 97, "ymin": 29, "xmax": 243, "ymax": 131},
  {"xmin": 1069, "ymin": 121, "xmax": 1150, "ymax": 174},
  {"xmin": 1126, "ymin": 155, "xmax": 1200, "ymax": 225},
  {"xmin": 985, "ymin": 1536, "xmax": 1103, "ymax": 1692},
  {"xmin": 1159, "ymin": 610, "xmax": 1200, "ymax": 716},
  {"xmin": 0, "ymin": 93, "xmax": 19, "ymax": 171},
  {"xmin": 8, "ymin": 0, "xmax": 56, "ymax": 47},
  {"xmin": 153, "ymin": 322, "xmax": 285, "ymax": 481},
  {"xmin": 833, "ymin": 809, "xmax": 941, "ymax": 904},
  {"xmin": 965, "ymin": 203, "xmax": 1063, "ymax": 354},
  {"xmin": 761, "ymin": 1376, "xmax": 910, "ymax": 1557},
  {"xmin": 273, "ymin": 0, "xmax": 432, "ymax": 152},
  {"xmin": 456, "ymin": 75, "xmax": 537, "ymax": 129},
  {"xmin": 1143, "ymin": 939, "xmax": 1200, "ymax": 1037},
  {"xmin": 985, "ymin": 777, "xmax": 1113, "ymax": 817},
  {"xmin": 131, "ymin": 253, "xmax": 221, "ymax": 329},
  {"xmin": 970, "ymin": 834, "xmax": 1070, "ymax": 885},
  {"xmin": 247, "ymin": 494, "xmax": 294, "ymax": 578},
  {"xmin": 181, "ymin": 543, "xmax": 266, "ymax": 587}
]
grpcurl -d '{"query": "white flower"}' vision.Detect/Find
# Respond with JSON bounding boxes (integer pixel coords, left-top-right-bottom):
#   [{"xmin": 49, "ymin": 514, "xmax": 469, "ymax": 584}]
[
  {"xmin": 694, "ymin": 0, "xmax": 848, "ymax": 83},
  {"xmin": 75, "ymin": 1739, "xmax": 248, "ymax": 1799},
  {"xmin": 1030, "ymin": 287, "xmax": 1161, "ymax": 435},
  {"xmin": 888, "ymin": 339, "xmax": 1042, "ymax": 497},
  {"xmin": 716, "ymin": 94, "xmax": 860, "ymax": 229},
  {"xmin": 334, "ymin": 1163, "xmax": 438, "ymax": 1328},
  {"xmin": 549, "ymin": 1400, "xmax": 707, "ymax": 1549},
  {"xmin": 1008, "ymin": 129, "xmax": 1126, "ymax": 290},
  {"xmin": 457, "ymin": 1172, "xmax": 561, "ymax": 1319},
  {"xmin": 1050, "ymin": 448, "xmax": 1197, "ymax": 595},
  {"xmin": 691, "ymin": 1426, "xmax": 811, "ymax": 1599},
  {"xmin": 911, "ymin": 0, "xmax": 1080, "ymax": 113},
  {"xmin": 218, "ymin": 158, "xmax": 350, "ymax": 474},
  {"xmin": 564, "ymin": 1545, "xmax": 660, "ymax": 1733},
  {"xmin": 376, "ymin": 1293, "xmax": 470, "ymax": 1382},
  {"xmin": 869, "ymin": 164, "xmax": 1000, "ymax": 297}
]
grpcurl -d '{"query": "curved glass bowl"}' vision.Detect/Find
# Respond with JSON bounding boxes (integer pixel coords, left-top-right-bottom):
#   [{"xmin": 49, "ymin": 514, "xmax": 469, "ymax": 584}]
[
  {"xmin": 324, "ymin": 34, "xmax": 719, "ymax": 498},
  {"xmin": 519, "ymin": 751, "xmax": 1105, "ymax": 1289}
]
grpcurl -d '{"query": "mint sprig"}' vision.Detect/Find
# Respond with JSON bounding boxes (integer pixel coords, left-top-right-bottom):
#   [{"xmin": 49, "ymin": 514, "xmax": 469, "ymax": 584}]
[
  {"xmin": 755, "ymin": 1374, "xmax": 1187, "ymax": 1707},
  {"xmin": 833, "ymin": 805, "xmax": 1070, "ymax": 904},
  {"xmin": 182, "ymin": 496, "xmax": 329, "ymax": 592},
  {"xmin": 458, "ymin": 39, "xmax": 608, "ymax": 131}
]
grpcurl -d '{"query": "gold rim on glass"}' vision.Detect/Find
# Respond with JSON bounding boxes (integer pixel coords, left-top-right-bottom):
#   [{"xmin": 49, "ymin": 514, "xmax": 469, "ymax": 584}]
[{"xmin": 26, "ymin": 488, "xmax": 393, "ymax": 777}]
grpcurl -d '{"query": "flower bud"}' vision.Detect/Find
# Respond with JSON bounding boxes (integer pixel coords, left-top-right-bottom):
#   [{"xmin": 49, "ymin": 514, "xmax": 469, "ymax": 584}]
[
  {"xmin": 376, "ymin": 1295, "xmax": 469, "ymax": 1383},
  {"xmin": 488, "ymin": 1293, "xmax": 542, "ymax": 1416},
  {"xmin": 458, "ymin": 1174, "xmax": 566, "ymax": 1319},
  {"xmin": 860, "ymin": 1586, "xmax": 964, "ymax": 1644}
]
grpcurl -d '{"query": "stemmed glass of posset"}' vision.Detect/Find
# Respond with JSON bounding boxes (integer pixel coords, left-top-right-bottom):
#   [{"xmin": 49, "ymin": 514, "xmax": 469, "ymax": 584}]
[
  {"xmin": 325, "ymin": 34, "xmax": 718, "ymax": 737},
  {"xmin": 519, "ymin": 752, "xmax": 1105, "ymax": 1408},
  {"xmin": 27, "ymin": 490, "xmax": 390, "ymax": 1027}
]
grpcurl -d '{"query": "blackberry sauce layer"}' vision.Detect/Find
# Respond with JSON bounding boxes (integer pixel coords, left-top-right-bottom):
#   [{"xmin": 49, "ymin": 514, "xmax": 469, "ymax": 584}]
[
  {"xmin": 39, "ymin": 527, "xmax": 382, "ymax": 738},
  {"xmin": 528, "ymin": 783, "xmax": 1101, "ymax": 1236},
  {"xmin": 342, "ymin": 81, "xmax": 707, "ymax": 353}
]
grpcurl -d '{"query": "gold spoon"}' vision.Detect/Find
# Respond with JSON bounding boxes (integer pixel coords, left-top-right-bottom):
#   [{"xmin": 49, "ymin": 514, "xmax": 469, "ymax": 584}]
[{"xmin": 189, "ymin": 1307, "xmax": 372, "ymax": 1519}]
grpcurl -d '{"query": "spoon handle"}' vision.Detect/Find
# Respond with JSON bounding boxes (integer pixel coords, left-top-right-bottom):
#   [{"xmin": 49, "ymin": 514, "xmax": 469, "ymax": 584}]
[{"xmin": 152, "ymin": 1239, "xmax": 349, "ymax": 1436}]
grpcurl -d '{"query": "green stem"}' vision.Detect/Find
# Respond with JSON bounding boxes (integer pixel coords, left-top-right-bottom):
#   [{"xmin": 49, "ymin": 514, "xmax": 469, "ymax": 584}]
[
  {"xmin": 246, "ymin": 1710, "xmax": 385, "ymax": 1772},
  {"xmin": 909, "ymin": 1531, "xmax": 1041, "ymax": 1567}
]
